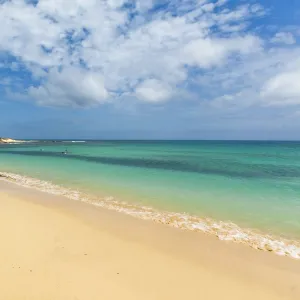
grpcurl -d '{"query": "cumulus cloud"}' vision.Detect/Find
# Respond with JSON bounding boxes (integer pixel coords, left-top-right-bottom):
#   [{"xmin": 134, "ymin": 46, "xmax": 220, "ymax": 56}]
[
  {"xmin": 261, "ymin": 70, "xmax": 300, "ymax": 105},
  {"xmin": 271, "ymin": 32, "xmax": 296, "ymax": 45},
  {"xmin": 183, "ymin": 35, "xmax": 261, "ymax": 69},
  {"xmin": 28, "ymin": 68, "xmax": 108, "ymax": 107},
  {"xmin": 135, "ymin": 79, "xmax": 172, "ymax": 102},
  {"xmin": 0, "ymin": 0, "xmax": 297, "ymax": 109},
  {"xmin": 193, "ymin": 46, "xmax": 300, "ymax": 109}
]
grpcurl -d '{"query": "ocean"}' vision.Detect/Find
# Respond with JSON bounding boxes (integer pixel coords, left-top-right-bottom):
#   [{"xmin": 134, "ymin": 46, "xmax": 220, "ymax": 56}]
[{"xmin": 1, "ymin": 140, "xmax": 300, "ymax": 258}]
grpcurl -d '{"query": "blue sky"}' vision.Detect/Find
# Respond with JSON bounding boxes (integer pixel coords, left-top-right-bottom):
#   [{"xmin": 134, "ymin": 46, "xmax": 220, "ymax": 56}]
[{"xmin": 1, "ymin": 0, "xmax": 300, "ymax": 140}]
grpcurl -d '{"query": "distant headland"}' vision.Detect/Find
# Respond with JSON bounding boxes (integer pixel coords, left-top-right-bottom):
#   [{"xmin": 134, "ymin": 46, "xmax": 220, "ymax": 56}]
[{"xmin": 0, "ymin": 137, "xmax": 26, "ymax": 144}]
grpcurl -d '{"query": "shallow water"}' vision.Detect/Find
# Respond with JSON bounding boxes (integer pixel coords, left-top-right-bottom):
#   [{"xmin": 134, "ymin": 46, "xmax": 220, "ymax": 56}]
[{"xmin": 1, "ymin": 141, "xmax": 300, "ymax": 246}]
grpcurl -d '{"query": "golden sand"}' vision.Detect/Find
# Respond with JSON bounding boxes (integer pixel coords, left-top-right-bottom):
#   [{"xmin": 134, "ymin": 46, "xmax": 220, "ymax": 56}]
[
  {"xmin": 2, "ymin": 171, "xmax": 300, "ymax": 259},
  {"xmin": 0, "ymin": 180, "xmax": 300, "ymax": 299}
]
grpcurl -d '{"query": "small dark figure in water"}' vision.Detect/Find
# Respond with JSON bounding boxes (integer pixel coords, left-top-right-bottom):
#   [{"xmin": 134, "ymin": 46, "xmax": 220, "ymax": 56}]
[{"xmin": 62, "ymin": 149, "xmax": 68, "ymax": 155}]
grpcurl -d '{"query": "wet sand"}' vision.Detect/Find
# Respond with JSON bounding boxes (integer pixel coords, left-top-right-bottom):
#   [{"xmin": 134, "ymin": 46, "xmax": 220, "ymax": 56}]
[{"xmin": 0, "ymin": 180, "xmax": 299, "ymax": 299}]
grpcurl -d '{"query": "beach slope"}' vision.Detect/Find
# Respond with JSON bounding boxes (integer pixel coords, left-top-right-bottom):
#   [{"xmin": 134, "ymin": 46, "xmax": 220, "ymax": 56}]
[{"xmin": 0, "ymin": 180, "xmax": 299, "ymax": 300}]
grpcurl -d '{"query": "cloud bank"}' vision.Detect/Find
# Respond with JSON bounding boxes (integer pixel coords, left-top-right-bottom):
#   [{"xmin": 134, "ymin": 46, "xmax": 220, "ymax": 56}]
[{"xmin": 0, "ymin": 0, "xmax": 299, "ymax": 108}]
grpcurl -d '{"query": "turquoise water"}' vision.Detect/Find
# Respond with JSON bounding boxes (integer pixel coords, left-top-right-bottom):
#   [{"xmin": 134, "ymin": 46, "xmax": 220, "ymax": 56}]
[{"xmin": 1, "ymin": 141, "xmax": 300, "ymax": 240}]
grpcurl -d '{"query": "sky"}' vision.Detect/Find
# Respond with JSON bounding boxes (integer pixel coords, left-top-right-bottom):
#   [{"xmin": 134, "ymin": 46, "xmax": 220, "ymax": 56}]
[{"xmin": 1, "ymin": 0, "xmax": 300, "ymax": 140}]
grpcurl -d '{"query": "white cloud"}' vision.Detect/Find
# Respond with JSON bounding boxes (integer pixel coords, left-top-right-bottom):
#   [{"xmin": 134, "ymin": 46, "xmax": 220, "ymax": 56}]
[
  {"xmin": 216, "ymin": 0, "xmax": 228, "ymax": 6},
  {"xmin": 261, "ymin": 70, "xmax": 300, "ymax": 105},
  {"xmin": 135, "ymin": 79, "xmax": 172, "ymax": 102},
  {"xmin": 219, "ymin": 23, "xmax": 248, "ymax": 33},
  {"xmin": 28, "ymin": 68, "xmax": 108, "ymax": 107},
  {"xmin": 271, "ymin": 32, "xmax": 296, "ymax": 45},
  {"xmin": 193, "ymin": 47, "xmax": 300, "ymax": 109},
  {"xmin": 1, "ymin": 0, "xmax": 293, "ymax": 109},
  {"xmin": 183, "ymin": 35, "xmax": 261, "ymax": 69},
  {"xmin": 212, "ymin": 4, "xmax": 264, "ymax": 25},
  {"xmin": 136, "ymin": 0, "xmax": 154, "ymax": 12},
  {"xmin": 201, "ymin": 3, "xmax": 215, "ymax": 12}
]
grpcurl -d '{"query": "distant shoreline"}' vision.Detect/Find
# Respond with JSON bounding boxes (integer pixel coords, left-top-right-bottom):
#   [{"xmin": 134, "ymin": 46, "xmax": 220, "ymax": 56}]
[
  {"xmin": 0, "ymin": 137, "xmax": 27, "ymax": 144},
  {"xmin": 3, "ymin": 139, "xmax": 300, "ymax": 142}
]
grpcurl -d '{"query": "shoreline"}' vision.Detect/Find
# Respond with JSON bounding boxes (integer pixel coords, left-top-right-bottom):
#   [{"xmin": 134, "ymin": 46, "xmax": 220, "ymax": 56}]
[
  {"xmin": 0, "ymin": 137, "xmax": 27, "ymax": 144},
  {"xmin": 1, "ymin": 171, "xmax": 300, "ymax": 259},
  {"xmin": 1, "ymin": 179, "xmax": 300, "ymax": 299}
]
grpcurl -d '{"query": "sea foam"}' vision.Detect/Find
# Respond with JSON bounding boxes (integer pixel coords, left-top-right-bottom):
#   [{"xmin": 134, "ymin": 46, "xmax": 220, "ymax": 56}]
[{"xmin": 1, "ymin": 171, "xmax": 300, "ymax": 259}]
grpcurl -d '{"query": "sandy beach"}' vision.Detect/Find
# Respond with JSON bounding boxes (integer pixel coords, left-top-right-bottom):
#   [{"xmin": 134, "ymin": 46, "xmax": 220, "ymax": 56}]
[{"xmin": 0, "ymin": 180, "xmax": 300, "ymax": 300}]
